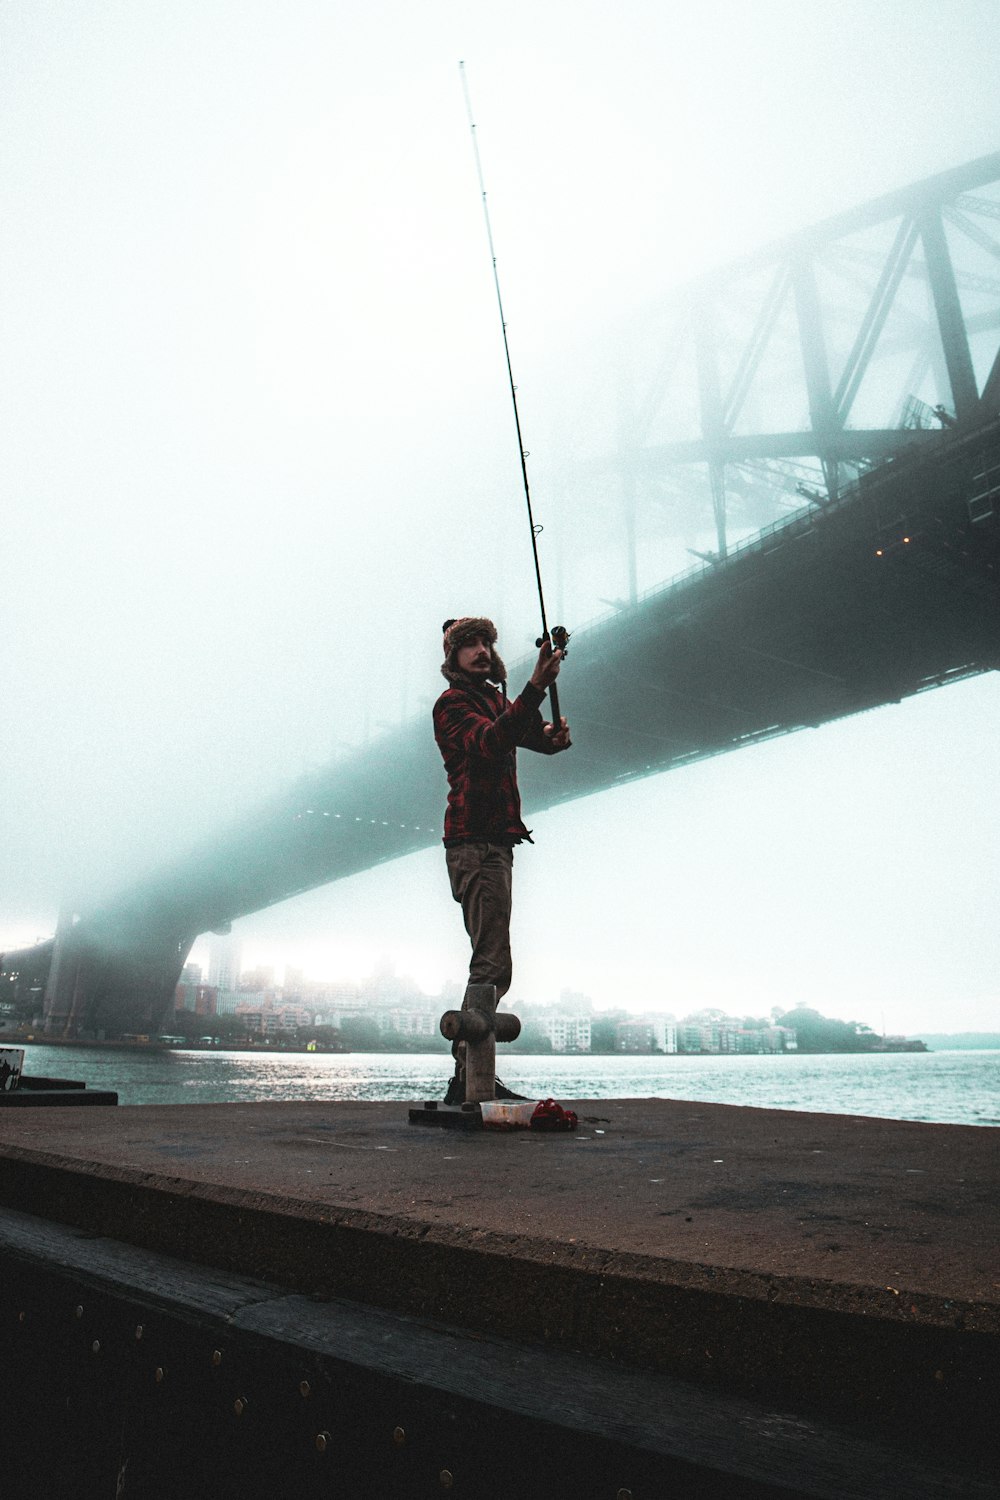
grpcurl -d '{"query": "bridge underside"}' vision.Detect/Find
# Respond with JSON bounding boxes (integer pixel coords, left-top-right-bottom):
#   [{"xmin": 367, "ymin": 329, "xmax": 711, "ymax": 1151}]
[{"xmin": 550, "ymin": 415, "xmax": 999, "ymax": 805}]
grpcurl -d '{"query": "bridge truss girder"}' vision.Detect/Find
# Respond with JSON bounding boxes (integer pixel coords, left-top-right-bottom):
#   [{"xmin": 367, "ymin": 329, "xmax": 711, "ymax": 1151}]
[{"xmin": 610, "ymin": 151, "xmax": 1000, "ymax": 582}]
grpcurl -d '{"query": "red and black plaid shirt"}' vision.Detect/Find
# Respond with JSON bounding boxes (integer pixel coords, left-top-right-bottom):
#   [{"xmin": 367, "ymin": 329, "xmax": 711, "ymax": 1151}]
[{"xmin": 433, "ymin": 678, "xmax": 559, "ymax": 844}]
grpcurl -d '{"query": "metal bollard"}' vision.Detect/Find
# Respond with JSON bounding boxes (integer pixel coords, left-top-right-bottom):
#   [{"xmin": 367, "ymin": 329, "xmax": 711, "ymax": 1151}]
[{"xmin": 439, "ymin": 984, "xmax": 521, "ymax": 1103}]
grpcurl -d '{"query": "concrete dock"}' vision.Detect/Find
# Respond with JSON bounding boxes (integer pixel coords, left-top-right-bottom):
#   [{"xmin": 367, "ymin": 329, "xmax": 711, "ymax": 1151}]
[{"xmin": 0, "ymin": 1097, "xmax": 997, "ymax": 1498}]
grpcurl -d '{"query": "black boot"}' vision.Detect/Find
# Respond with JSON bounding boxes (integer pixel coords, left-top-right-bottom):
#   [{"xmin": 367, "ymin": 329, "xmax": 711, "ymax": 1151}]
[
  {"xmin": 444, "ymin": 1037, "xmax": 468, "ymax": 1106},
  {"xmin": 443, "ymin": 1071, "xmax": 465, "ymax": 1106},
  {"xmin": 494, "ymin": 1078, "xmax": 528, "ymax": 1101}
]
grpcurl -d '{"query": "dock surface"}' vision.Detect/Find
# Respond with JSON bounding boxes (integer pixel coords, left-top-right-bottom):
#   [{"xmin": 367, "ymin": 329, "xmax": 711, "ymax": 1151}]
[
  {"xmin": 0, "ymin": 1095, "xmax": 994, "ymax": 1300},
  {"xmin": 1, "ymin": 1096, "xmax": 997, "ymax": 1496}
]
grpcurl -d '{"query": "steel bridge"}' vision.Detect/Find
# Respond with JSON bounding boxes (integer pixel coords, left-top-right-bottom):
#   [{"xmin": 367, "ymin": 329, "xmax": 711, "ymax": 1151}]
[{"xmin": 4, "ymin": 152, "xmax": 999, "ymax": 1036}]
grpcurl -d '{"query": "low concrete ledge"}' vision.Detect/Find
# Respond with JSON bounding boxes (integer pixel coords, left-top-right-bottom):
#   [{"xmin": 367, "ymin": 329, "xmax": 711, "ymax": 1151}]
[{"xmin": 0, "ymin": 1097, "xmax": 996, "ymax": 1453}]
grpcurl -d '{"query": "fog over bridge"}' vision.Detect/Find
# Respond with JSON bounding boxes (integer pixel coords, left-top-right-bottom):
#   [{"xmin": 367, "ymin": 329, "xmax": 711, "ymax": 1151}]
[{"xmin": 4, "ymin": 152, "xmax": 999, "ymax": 1036}]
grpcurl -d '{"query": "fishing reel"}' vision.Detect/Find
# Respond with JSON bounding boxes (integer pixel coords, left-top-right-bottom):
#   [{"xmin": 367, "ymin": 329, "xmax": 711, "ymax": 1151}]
[{"xmin": 536, "ymin": 624, "xmax": 570, "ymax": 656}]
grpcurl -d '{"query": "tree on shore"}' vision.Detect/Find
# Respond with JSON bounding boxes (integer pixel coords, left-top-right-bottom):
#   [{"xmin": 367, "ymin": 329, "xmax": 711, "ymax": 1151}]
[
  {"xmin": 776, "ymin": 1007, "xmax": 877, "ymax": 1053},
  {"xmin": 507, "ymin": 1020, "xmax": 553, "ymax": 1054},
  {"xmin": 589, "ymin": 1016, "xmax": 624, "ymax": 1054},
  {"xmin": 334, "ymin": 1018, "xmax": 450, "ymax": 1053}
]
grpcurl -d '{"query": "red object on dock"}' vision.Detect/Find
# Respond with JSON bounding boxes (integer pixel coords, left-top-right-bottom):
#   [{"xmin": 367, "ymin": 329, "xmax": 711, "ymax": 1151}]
[{"xmin": 530, "ymin": 1098, "xmax": 578, "ymax": 1131}]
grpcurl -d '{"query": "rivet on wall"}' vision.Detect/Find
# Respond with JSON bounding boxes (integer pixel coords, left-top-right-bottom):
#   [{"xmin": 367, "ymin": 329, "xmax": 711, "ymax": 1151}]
[
  {"xmin": 315, "ymin": 1431, "xmax": 331, "ymax": 1453},
  {"xmin": 233, "ymin": 1396, "xmax": 249, "ymax": 1416},
  {"xmin": 616, "ymin": 1489, "xmax": 634, "ymax": 1500},
  {"xmin": 74, "ymin": 1306, "xmax": 84, "ymax": 1320},
  {"xmin": 440, "ymin": 1470, "xmax": 454, "ymax": 1490},
  {"xmin": 135, "ymin": 1325, "xmax": 144, "ymax": 1341},
  {"xmin": 155, "ymin": 1368, "xmax": 166, "ymax": 1383},
  {"xmin": 211, "ymin": 1350, "xmax": 223, "ymax": 1367},
  {"xmin": 18, "ymin": 1312, "xmax": 26, "ymax": 1324},
  {"xmin": 392, "ymin": 1427, "xmax": 406, "ymax": 1448},
  {"xmin": 91, "ymin": 1341, "xmax": 101, "ymax": 1355},
  {"xmin": 299, "ymin": 1380, "xmax": 311, "ymax": 1398}
]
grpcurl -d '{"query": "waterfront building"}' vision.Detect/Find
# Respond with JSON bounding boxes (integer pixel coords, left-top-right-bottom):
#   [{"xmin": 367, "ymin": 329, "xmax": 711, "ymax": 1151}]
[
  {"xmin": 174, "ymin": 981, "xmax": 196, "ymax": 1012},
  {"xmin": 316, "ymin": 1003, "xmax": 368, "ymax": 1030},
  {"xmin": 312, "ymin": 980, "xmax": 363, "ymax": 1010},
  {"xmin": 540, "ymin": 1015, "xmax": 592, "ymax": 1053},
  {"xmin": 379, "ymin": 1008, "xmax": 438, "ymax": 1038},
  {"xmin": 174, "ymin": 982, "xmax": 219, "ymax": 1015},
  {"xmin": 557, "ymin": 988, "xmax": 595, "ymax": 1015},
  {"xmin": 239, "ymin": 966, "xmax": 275, "ymax": 992},
  {"xmin": 615, "ymin": 1018, "xmax": 677, "ymax": 1054},
  {"xmin": 678, "ymin": 1021, "xmax": 798, "ymax": 1054},
  {"xmin": 206, "ymin": 933, "xmax": 242, "ymax": 993},
  {"xmin": 716, "ymin": 1024, "xmax": 741, "ymax": 1053},
  {"xmin": 678, "ymin": 1022, "xmax": 718, "ymax": 1053},
  {"xmin": 361, "ymin": 959, "xmax": 424, "ymax": 1010},
  {"xmin": 235, "ymin": 1004, "xmax": 313, "ymax": 1037},
  {"xmin": 310, "ymin": 1002, "xmax": 438, "ymax": 1042},
  {"xmin": 217, "ymin": 988, "xmax": 268, "ymax": 1016},
  {"xmin": 283, "ymin": 966, "xmax": 306, "ymax": 997},
  {"xmin": 194, "ymin": 985, "xmax": 218, "ymax": 1016}
]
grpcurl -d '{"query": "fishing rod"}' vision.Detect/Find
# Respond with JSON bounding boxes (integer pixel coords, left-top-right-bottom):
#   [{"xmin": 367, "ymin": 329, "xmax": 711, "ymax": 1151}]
[{"xmin": 459, "ymin": 61, "xmax": 569, "ymax": 724}]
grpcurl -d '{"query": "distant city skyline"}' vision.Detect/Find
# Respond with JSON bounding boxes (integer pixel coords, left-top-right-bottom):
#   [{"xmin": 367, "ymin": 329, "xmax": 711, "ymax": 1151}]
[
  {"xmin": 171, "ymin": 955, "xmax": 914, "ymax": 1054},
  {"xmin": 183, "ymin": 945, "xmax": 979, "ymax": 1041}
]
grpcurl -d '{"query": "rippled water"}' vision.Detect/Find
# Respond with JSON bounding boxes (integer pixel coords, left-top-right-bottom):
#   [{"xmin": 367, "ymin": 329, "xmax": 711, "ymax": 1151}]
[{"xmin": 15, "ymin": 1045, "xmax": 1000, "ymax": 1125}]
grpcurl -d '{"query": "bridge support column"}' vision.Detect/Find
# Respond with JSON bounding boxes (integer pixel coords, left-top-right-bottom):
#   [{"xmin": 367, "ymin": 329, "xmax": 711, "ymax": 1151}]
[
  {"xmin": 41, "ymin": 920, "xmax": 193, "ymax": 1040},
  {"xmin": 41, "ymin": 906, "xmax": 84, "ymax": 1036}
]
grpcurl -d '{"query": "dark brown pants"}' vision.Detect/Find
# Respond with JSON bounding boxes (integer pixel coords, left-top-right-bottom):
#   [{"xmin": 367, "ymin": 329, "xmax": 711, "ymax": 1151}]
[{"xmin": 446, "ymin": 841, "xmax": 514, "ymax": 1000}]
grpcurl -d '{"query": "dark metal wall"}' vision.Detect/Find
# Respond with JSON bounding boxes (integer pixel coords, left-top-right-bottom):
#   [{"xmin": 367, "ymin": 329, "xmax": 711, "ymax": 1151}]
[
  {"xmin": 1, "ymin": 1208, "xmax": 992, "ymax": 1500},
  {"xmin": 0, "ymin": 1215, "xmax": 801, "ymax": 1500}
]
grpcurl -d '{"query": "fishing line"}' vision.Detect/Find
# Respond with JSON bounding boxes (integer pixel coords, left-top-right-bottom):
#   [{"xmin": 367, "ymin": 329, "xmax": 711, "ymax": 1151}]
[{"xmin": 459, "ymin": 62, "xmax": 568, "ymax": 704}]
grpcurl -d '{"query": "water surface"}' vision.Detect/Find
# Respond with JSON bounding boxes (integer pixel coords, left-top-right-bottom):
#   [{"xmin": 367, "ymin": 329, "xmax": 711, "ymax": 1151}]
[{"xmin": 16, "ymin": 1045, "xmax": 999, "ymax": 1125}]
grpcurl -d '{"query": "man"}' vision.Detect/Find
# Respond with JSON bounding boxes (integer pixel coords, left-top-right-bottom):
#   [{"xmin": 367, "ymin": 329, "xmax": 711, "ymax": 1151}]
[{"xmin": 433, "ymin": 616, "xmax": 571, "ymax": 1102}]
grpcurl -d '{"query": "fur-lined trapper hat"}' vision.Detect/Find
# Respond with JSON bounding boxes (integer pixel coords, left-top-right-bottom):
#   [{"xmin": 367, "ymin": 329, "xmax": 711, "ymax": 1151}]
[{"xmin": 441, "ymin": 617, "xmax": 507, "ymax": 685}]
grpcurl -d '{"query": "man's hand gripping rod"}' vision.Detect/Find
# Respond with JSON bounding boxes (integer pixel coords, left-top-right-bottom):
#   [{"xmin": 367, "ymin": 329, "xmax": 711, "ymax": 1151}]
[
  {"xmin": 538, "ymin": 624, "xmax": 570, "ymax": 726},
  {"xmin": 460, "ymin": 62, "xmax": 570, "ymax": 711}
]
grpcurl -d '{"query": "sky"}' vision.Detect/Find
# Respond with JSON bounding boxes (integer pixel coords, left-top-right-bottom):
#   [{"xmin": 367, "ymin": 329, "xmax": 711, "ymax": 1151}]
[{"xmin": 2, "ymin": 0, "xmax": 998, "ymax": 1035}]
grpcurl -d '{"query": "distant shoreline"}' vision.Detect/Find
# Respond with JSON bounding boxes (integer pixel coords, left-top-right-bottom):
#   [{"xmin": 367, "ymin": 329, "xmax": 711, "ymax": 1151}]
[
  {"xmin": 8, "ymin": 1035, "xmax": 346, "ymax": 1056},
  {"xmin": 912, "ymin": 1033, "xmax": 1000, "ymax": 1050},
  {"xmin": 7, "ymin": 1032, "xmax": 1000, "ymax": 1057}
]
